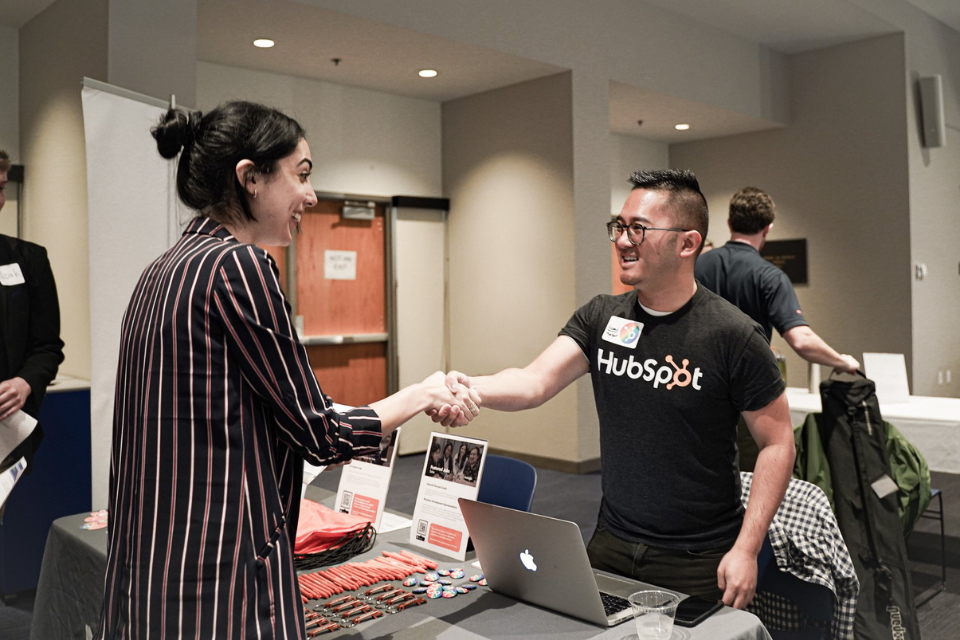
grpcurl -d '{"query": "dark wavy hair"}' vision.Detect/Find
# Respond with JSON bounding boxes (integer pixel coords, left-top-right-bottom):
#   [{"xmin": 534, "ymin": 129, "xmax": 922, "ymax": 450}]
[
  {"xmin": 728, "ymin": 186, "xmax": 776, "ymax": 234},
  {"xmin": 151, "ymin": 101, "xmax": 306, "ymax": 226},
  {"xmin": 628, "ymin": 169, "xmax": 708, "ymax": 253}
]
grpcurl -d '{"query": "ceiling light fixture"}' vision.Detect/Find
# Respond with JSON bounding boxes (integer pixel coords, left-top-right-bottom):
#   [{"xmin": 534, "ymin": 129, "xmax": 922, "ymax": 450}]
[
  {"xmin": 253, "ymin": 39, "xmax": 275, "ymax": 48},
  {"xmin": 418, "ymin": 69, "xmax": 439, "ymax": 78},
  {"xmin": 675, "ymin": 123, "xmax": 690, "ymax": 131}
]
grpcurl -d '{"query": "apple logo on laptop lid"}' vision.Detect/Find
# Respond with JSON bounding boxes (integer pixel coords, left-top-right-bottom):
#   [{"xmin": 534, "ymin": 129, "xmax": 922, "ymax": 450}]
[{"xmin": 520, "ymin": 549, "xmax": 538, "ymax": 572}]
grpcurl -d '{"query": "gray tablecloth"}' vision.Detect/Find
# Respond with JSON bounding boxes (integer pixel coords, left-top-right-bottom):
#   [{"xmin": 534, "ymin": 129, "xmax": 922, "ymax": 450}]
[
  {"xmin": 31, "ymin": 487, "xmax": 771, "ymax": 640},
  {"xmin": 31, "ymin": 512, "xmax": 107, "ymax": 640}
]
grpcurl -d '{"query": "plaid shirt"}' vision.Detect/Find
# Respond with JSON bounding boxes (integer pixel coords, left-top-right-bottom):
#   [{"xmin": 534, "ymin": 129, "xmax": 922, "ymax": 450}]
[{"xmin": 741, "ymin": 472, "xmax": 859, "ymax": 640}]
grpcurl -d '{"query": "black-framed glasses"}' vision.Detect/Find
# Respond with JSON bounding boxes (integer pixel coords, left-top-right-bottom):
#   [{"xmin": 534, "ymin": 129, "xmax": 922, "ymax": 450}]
[{"xmin": 606, "ymin": 221, "xmax": 689, "ymax": 245}]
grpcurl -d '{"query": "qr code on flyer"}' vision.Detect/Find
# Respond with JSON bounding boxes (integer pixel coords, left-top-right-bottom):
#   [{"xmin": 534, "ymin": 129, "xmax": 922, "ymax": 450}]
[
  {"xmin": 416, "ymin": 519, "xmax": 428, "ymax": 541},
  {"xmin": 339, "ymin": 490, "xmax": 353, "ymax": 513}
]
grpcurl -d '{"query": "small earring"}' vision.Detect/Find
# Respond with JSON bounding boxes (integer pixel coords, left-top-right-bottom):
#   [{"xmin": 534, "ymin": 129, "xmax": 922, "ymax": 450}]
[{"xmin": 252, "ymin": 190, "xmax": 258, "ymax": 199}]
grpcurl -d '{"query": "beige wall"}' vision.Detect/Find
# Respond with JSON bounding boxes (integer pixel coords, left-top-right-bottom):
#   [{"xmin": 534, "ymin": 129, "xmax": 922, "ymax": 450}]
[
  {"xmin": 901, "ymin": 11, "xmax": 960, "ymax": 397},
  {"xmin": 20, "ymin": 0, "xmax": 109, "ymax": 379},
  {"xmin": 443, "ymin": 73, "xmax": 581, "ymax": 464},
  {"xmin": 108, "ymin": 0, "xmax": 197, "ymax": 108},
  {"xmin": 672, "ymin": 34, "xmax": 912, "ymax": 390},
  {"xmin": 0, "ymin": 27, "xmax": 18, "ymax": 159},
  {"xmin": 611, "ymin": 134, "xmax": 670, "ymax": 215},
  {"xmin": 198, "ymin": 62, "xmax": 443, "ymax": 198}
]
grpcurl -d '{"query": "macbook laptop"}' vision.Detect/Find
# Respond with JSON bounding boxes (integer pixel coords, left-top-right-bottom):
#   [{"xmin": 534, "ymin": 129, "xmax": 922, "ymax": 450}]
[{"xmin": 459, "ymin": 498, "xmax": 666, "ymax": 627}]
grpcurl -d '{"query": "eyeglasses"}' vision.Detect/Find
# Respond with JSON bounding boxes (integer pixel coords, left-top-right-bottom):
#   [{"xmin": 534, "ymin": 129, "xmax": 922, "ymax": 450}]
[{"xmin": 606, "ymin": 221, "xmax": 689, "ymax": 245}]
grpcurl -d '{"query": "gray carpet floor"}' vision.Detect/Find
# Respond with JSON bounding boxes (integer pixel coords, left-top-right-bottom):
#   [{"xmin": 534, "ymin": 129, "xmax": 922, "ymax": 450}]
[{"xmin": 2, "ymin": 455, "xmax": 956, "ymax": 639}]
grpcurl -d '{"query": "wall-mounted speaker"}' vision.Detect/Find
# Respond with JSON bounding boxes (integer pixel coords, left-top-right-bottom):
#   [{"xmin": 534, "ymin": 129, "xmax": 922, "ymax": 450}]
[{"xmin": 919, "ymin": 75, "xmax": 946, "ymax": 148}]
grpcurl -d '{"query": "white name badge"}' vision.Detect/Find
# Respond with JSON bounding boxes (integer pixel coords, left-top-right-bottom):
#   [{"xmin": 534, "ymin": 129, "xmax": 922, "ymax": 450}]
[
  {"xmin": 601, "ymin": 315, "xmax": 643, "ymax": 349},
  {"xmin": 0, "ymin": 263, "xmax": 25, "ymax": 286}
]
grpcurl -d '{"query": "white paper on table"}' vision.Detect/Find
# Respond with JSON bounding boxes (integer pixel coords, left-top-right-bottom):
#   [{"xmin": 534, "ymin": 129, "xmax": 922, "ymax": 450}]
[
  {"xmin": 0, "ymin": 456, "xmax": 27, "ymax": 510},
  {"xmin": 409, "ymin": 432, "xmax": 489, "ymax": 560},
  {"xmin": 377, "ymin": 511, "xmax": 413, "ymax": 533},
  {"xmin": 863, "ymin": 353, "xmax": 911, "ymax": 404},
  {"xmin": 0, "ymin": 410, "xmax": 37, "ymax": 463}
]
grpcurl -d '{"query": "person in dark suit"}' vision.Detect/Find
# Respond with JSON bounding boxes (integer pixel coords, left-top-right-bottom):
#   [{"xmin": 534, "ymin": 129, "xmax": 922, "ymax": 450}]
[
  {"xmin": 95, "ymin": 102, "xmax": 480, "ymax": 639},
  {"xmin": 0, "ymin": 149, "xmax": 64, "ymax": 472}
]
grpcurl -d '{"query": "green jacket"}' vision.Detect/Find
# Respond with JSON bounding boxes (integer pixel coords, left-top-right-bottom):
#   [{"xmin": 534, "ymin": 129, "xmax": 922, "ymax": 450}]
[{"xmin": 794, "ymin": 413, "xmax": 931, "ymax": 536}]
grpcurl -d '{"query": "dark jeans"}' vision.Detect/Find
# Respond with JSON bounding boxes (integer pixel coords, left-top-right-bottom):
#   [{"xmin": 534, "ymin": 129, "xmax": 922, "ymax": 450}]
[{"xmin": 586, "ymin": 523, "xmax": 732, "ymax": 600}]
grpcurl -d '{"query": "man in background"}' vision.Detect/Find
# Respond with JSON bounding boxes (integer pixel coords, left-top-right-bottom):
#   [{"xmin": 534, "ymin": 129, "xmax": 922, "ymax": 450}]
[
  {"xmin": 0, "ymin": 149, "xmax": 64, "ymax": 474},
  {"xmin": 696, "ymin": 186, "xmax": 858, "ymax": 470}
]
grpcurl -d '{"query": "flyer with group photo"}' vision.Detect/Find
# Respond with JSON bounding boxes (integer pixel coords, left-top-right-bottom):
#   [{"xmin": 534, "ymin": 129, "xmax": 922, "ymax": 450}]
[{"xmin": 409, "ymin": 432, "xmax": 488, "ymax": 560}]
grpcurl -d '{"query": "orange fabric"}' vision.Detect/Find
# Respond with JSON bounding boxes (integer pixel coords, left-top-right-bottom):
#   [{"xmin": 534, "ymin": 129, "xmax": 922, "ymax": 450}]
[{"xmin": 294, "ymin": 498, "xmax": 371, "ymax": 554}]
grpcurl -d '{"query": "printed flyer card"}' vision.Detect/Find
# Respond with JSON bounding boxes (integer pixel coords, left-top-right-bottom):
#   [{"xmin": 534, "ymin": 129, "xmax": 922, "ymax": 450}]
[
  {"xmin": 334, "ymin": 428, "xmax": 401, "ymax": 532},
  {"xmin": 409, "ymin": 432, "xmax": 488, "ymax": 560}
]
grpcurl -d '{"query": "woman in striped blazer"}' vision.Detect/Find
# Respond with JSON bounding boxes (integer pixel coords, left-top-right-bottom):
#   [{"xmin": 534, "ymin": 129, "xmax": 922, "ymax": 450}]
[{"xmin": 95, "ymin": 102, "xmax": 480, "ymax": 639}]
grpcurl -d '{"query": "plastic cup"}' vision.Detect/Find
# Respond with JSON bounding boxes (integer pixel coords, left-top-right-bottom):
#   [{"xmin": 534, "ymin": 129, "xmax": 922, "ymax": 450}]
[{"xmin": 629, "ymin": 590, "xmax": 680, "ymax": 639}]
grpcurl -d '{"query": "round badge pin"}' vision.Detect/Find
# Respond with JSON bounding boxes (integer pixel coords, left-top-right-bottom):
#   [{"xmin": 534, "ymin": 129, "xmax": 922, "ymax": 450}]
[
  {"xmin": 402, "ymin": 577, "xmax": 418, "ymax": 587},
  {"xmin": 469, "ymin": 574, "xmax": 484, "ymax": 582},
  {"xmin": 438, "ymin": 578, "xmax": 453, "ymax": 586},
  {"xmin": 438, "ymin": 569, "xmax": 451, "ymax": 576},
  {"xmin": 455, "ymin": 586, "xmax": 471, "ymax": 594},
  {"xmin": 426, "ymin": 588, "xmax": 443, "ymax": 600},
  {"xmin": 450, "ymin": 569, "xmax": 465, "ymax": 579},
  {"xmin": 478, "ymin": 578, "xmax": 488, "ymax": 586},
  {"xmin": 441, "ymin": 590, "xmax": 458, "ymax": 598},
  {"xmin": 412, "ymin": 587, "xmax": 428, "ymax": 594},
  {"xmin": 458, "ymin": 583, "xmax": 477, "ymax": 591}
]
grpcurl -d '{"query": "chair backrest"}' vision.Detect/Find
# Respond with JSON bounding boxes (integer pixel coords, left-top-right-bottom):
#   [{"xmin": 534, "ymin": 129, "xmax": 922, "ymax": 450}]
[
  {"xmin": 476, "ymin": 454, "xmax": 537, "ymax": 512},
  {"xmin": 757, "ymin": 536, "xmax": 834, "ymax": 623}
]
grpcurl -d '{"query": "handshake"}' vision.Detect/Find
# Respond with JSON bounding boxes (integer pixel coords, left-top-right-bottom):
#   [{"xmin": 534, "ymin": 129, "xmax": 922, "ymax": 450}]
[{"xmin": 421, "ymin": 371, "xmax": 481, "ymax": 428}]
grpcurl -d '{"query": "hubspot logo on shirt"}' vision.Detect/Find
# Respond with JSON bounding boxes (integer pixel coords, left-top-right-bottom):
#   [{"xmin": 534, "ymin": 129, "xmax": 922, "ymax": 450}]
[
  {"xmin": 602, "ymin": 316, "xmax": 643, "ymax": 349},
  {"xmin": 597, "ymin": 349, "xmax": 703, "ymax": 390}
]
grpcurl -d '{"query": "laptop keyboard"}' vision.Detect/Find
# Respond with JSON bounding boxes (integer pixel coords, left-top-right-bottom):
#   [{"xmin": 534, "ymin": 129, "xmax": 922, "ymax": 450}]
[{"xmin": 599, "ymin": 591, "xmax": 631, "ymax": 616}]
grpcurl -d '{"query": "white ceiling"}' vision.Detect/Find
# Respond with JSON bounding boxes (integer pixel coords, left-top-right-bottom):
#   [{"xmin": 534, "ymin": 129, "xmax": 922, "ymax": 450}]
[
  {"xmin": 609, "ymin": 82, "xmax": 780, "ymax": 143},
  {"xmin": 639, "ymin": 0, "xmax": 898, "ymax": 55},
  {"xmin": 2, "ymin": 0, "xmax": 958, "ymax": 143},
  {"xmin": 197, "ymin": 0, "xmax": 564, "ymax": 103}
]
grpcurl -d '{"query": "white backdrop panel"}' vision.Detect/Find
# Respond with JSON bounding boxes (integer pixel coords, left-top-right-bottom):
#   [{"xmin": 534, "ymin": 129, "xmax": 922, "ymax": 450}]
[{"xmin": 82, "ymin": 85, "xmax": 183, "ymax": 508}]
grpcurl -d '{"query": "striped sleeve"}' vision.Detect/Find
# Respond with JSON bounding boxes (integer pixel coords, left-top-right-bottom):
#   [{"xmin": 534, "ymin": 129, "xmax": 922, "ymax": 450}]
[{"xmin": 212, "ymin": 244, "xmax": 382, "ymax": 464}]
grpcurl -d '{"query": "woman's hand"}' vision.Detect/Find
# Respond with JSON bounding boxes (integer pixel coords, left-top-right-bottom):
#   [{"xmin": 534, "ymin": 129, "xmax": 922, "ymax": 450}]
[{"xmin": 423, "ymin": 371, "xmax": 481, "ymax": 428}]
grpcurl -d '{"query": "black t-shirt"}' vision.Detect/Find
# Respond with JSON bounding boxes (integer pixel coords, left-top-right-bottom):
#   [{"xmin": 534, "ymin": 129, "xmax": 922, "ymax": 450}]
[
  {"xmin": 695, "ymin": 241, "xmax": 807, "ymax": 342},
  {"xmin": 560, "ymin": 286, "xmax": 784, "ymax": 550}
]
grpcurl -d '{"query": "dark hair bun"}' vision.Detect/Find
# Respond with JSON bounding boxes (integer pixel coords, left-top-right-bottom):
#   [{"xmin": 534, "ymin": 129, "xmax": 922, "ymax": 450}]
[{"xmin": 152, "ymin": 109, "xmax": 200, "ymax": 159}]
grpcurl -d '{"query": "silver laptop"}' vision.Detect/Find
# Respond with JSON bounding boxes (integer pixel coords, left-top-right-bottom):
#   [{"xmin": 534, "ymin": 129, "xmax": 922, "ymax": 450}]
[{"xmin": 459, "ymin": 498, "xmax": 660, "ymax": 627}]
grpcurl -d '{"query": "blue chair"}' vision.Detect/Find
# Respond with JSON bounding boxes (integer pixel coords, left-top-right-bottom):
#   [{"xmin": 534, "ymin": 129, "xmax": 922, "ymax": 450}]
[
  {"xmin": 755, "ymin": 536, "xmax": 834, "ymax": 640},
  {"xmin": 476, "ymin": 454, "xmax": 537, "ymax": 512}
]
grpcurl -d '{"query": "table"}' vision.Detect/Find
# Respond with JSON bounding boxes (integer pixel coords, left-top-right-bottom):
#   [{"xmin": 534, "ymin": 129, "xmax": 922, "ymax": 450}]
[
  {"xmin": 32, "ymin": 487, "xmax": 771, "ymax": 640},
  {"xmin": 0, "ymin": 377, "xmax": 91, "ymax": 596},
  {"xmin": 785, "ymin": 387, "xmax": 960, "ymax": 474}
]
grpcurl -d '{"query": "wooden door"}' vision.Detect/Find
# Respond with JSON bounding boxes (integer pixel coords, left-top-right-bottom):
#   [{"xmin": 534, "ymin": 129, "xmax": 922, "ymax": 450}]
[{"xmin": 294, "ymin": 199, "xmax": 388, "ymax": 408}]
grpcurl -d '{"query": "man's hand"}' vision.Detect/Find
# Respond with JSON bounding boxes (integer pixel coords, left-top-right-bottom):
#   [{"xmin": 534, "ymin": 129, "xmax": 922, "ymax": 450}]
[
  {"xmin": 424, "ymin": 371, "xmax": 481, "ymax": 428},
  {"xmin": 716, "ymin": 546, "xmax": 758, "ymax": 610},
  {"xmin": 0, "ymin": 377, "xmax": 31, "ymax": 421},
  {"xmin": 835, "ymin": 354, "xmax": 860, "ymax": 374}
]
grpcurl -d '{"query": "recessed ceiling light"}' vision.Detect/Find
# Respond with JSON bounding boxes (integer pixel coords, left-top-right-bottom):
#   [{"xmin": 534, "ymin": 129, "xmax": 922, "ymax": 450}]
[
  {"xmin": 675, "ymin": 123, "xmax": 690, "ymax": 131},
  {"xmin": 418, "ymin": 69, "xmax": 438, "ymax": 78},
  {"xmin": 253, "ymin": 39, "xmax": 275, "ymax": 48}
]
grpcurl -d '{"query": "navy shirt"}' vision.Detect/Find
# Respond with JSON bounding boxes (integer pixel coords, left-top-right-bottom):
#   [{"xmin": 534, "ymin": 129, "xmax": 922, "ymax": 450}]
[{"xmin": 695, "ymin": 241, "xmax": 808, "ymax": 342}]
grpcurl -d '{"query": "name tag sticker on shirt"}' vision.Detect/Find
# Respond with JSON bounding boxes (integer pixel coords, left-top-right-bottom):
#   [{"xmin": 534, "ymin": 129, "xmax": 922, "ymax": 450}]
[
  {"xmin": 601, "ymin": 316, "xmax": 643, "ymax": 349},
  {"xmin": 0, "ymin": 263, "xmax": 24, "ymax": 286}
]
